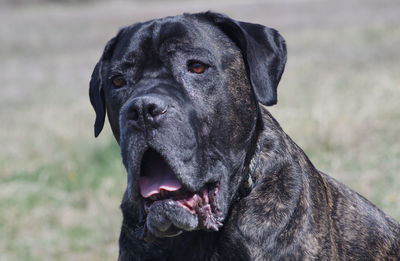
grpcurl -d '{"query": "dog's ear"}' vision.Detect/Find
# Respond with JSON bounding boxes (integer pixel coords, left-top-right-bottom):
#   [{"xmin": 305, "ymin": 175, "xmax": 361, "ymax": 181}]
[
  {"xmin": 89, "ymin": 29, "xmax": 124, "ymax": 137},
  {"xmin": 200, "ymin": 12, "xmax": 287, "ymax": 106},
  {"xmin": 89, "ymin": 61, "xmax": 106, "ymax": 137}
]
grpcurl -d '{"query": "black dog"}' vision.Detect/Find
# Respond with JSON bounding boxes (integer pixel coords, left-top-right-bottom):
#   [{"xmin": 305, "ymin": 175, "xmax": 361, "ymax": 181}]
[{"xmin": 90, "ymin": 12, "xmax": 400, "ymax": 260}]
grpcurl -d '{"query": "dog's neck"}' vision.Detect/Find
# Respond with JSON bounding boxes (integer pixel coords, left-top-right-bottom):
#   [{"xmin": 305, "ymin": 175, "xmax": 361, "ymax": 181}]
[
  {"xmin": 236, "ymin": 105, "xmax": 265, "ymax": 199},
  {"xmin": 238, "ymin": 105, "xmax": 315, "ymax": 201}
]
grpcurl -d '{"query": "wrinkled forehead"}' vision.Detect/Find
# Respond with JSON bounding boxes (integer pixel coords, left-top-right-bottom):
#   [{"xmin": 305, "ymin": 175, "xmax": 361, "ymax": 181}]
[{"xmin": 111, "ymin": 15, "xmax": 232, "ymax": 60}]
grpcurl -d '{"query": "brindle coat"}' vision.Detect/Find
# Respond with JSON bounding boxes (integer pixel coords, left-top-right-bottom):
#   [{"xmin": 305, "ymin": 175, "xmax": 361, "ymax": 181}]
[{"xmin": 89, "ymin": 12, "xmax": 400, "ymax": 261}]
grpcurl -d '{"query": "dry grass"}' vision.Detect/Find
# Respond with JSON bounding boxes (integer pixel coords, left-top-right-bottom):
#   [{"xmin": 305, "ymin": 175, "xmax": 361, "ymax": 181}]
[{"xmin": 1, "ymin": 0, "xmax": 399, "ymax": 260}]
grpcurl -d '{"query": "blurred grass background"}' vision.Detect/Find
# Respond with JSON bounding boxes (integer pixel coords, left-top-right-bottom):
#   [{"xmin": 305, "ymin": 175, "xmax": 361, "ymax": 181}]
[{"xmin": 0, "ymin": 0, "xmax": 399, "ymax": 260}]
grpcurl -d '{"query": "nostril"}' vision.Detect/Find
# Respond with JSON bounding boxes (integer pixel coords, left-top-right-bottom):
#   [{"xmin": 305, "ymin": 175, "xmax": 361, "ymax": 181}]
[
  {"xmin": 148, "ymin": 104, "xmax": 168, "ymax": 118},
  {"xmin": 148, "ymin": 104, "xmax": 157, "ymax": 117},
  {"xmin": 127, "ymin": 108, "xmax": 139, "ymax": 121}
]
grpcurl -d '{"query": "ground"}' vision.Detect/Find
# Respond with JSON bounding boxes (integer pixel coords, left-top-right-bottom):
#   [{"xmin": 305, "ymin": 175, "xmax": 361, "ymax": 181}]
[{"xmin": 0, "ymin": 0, "xmax": 399, "ymax": 260}]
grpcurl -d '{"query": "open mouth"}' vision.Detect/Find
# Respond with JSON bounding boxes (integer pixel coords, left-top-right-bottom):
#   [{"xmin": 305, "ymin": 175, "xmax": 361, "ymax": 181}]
[
  {"xmin": 138, "ymin": 148, "xmax": 223, "ymax": 231},
  {"xmin": 138, "ymin": 148, "xmax": 182, "ymax": 198}
]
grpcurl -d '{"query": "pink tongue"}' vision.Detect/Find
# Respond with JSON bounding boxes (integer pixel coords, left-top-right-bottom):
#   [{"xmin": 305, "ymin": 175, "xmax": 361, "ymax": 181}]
[
  {"xmin": 139, "ymin": 175, "xmax": 182, "ymax": 198},
  {"xmin": 139, "ymin": 161, "xmax": 182, "ymax": 198}
]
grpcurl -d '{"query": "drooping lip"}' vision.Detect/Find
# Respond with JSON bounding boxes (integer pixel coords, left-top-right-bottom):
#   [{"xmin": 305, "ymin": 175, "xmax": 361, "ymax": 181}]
[
  {"xmin": 137, "ymin": 148, "xmax": 223, "ymax": 231},
  {"xmin": 143, "ymin": 183, "xmax": 223, "ymax": 231}
]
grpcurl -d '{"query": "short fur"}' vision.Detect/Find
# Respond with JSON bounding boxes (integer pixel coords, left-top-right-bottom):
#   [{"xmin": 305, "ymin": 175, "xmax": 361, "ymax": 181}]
[{"xmin": 89, "ymin": 12, "xmax": 400, "ymax": 261}]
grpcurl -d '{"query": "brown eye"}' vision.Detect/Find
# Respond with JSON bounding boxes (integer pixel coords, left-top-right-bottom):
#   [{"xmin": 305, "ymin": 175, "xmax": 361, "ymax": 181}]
[
  {"xmin": 187, "ymin": 61, "xmax": 208, "ymax": 74},
  {"xmin": 111, "ymin": 76, "xmax": 126, "ymax": 88}
]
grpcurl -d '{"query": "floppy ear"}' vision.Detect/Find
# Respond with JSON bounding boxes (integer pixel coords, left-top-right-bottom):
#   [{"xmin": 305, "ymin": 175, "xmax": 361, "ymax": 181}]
[
  {"xmin": 200, "ymin": 12, "xmax": 287, "ymax": 106},
  {"xmin": 89, "ymin": 30, "xmax": 123, "ymax": 137},
  {"xmin": 89, "ymin": 62, "xmax": 105, "ymax": 137}
]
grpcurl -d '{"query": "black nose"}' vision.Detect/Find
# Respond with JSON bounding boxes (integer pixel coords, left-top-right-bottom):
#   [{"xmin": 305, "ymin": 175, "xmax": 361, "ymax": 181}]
[{"xmin": 126, "ymin": 96, "xmax": 168, "ymax": 129}]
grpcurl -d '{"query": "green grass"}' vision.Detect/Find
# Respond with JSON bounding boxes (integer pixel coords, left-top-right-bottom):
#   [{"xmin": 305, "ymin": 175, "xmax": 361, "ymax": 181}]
[
  {"xmin": 0, "ymin": 137, "xmax": 125, "ymax": 260},
  {"xmin": 1, "ymin": 0, "xmax": 399, "ymax": 260}
]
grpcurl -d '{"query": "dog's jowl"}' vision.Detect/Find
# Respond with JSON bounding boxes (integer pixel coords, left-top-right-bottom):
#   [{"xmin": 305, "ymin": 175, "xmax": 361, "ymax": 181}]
[{"xmin": 89, "ymin": 12, "xmax": 400, "ymax": 260}]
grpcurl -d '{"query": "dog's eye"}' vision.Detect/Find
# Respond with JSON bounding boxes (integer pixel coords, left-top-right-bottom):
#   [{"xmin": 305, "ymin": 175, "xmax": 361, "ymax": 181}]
[
  {"xmin": 187, "ymin": 60, "xmax": 208, "ymax": 74},
  {"xmin": 111, "ymin": 76, "xmax": 126, "ymax": 88}
]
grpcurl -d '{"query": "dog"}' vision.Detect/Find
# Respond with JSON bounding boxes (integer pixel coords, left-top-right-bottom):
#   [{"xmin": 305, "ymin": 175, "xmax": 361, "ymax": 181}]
[{"xmin": 89, "ymin": 12, "xmax": 400, "ymax": 260}]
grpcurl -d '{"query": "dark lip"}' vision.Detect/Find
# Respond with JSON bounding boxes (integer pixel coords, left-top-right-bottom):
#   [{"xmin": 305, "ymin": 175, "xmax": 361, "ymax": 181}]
[
  {"xmin": 143, "ymin": 188, "xmax": 194, "ymax": 213},
  {"xmin": 143, "ymin": 182, "xmax": 223, "ymax": 232}
]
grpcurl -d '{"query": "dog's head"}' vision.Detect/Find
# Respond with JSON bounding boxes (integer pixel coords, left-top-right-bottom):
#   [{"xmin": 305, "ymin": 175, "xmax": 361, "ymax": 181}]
[{"xmin": 89, "ymin": 12, "xmax": 286, "ymax": 239}]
